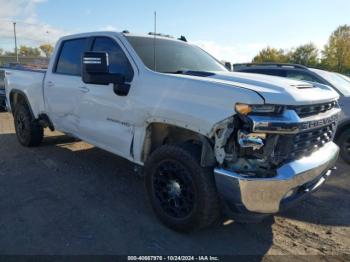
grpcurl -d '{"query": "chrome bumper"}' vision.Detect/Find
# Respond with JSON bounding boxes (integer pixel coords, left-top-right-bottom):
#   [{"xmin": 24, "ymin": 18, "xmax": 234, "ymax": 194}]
[{"xmin": 214, "ymin": 142, "xmax": 339, "ymax": 214}]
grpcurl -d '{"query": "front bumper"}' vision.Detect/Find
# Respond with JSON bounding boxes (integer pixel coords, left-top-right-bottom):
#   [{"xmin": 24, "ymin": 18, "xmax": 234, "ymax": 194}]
[{"xmin": 214, "ymin": 142, "xmax": 339, "ymax": 214}]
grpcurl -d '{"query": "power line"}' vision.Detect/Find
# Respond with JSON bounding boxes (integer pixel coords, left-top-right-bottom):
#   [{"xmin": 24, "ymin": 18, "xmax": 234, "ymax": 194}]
[{"xmin": 0, "ymin": 18, "xmax": 49, "ymax": 27}]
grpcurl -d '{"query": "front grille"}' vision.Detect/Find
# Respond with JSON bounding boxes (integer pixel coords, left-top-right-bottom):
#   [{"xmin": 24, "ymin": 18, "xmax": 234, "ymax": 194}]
[
  {"xmin": 290, "ymin": 101, "xmax": 338, "ymax": 118},
  {"xmin": 275, "ymin": 123, "xmax": 336, "ymax": 162}
]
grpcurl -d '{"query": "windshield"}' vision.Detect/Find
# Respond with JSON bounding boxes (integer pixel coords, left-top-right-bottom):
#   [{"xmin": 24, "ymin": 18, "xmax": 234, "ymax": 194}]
[
  {"xmin": 311, "ymin": 69, "xmax": 350, "ymax": 96},
  {"xmin": 125, "ymin": 36, "xmax": 227, "ymax": 73}
]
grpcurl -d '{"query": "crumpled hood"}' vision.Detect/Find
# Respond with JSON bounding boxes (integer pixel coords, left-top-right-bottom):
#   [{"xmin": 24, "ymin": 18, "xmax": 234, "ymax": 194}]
[{"xmin": 205, "ymin": 71, "xmax": 339, "ymax": 105}]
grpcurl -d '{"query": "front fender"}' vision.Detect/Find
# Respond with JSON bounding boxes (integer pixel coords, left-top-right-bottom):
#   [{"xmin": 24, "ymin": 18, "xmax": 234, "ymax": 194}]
[{"xmin": 138, "ymin": 72, "xmax": 265, "ymax": 137}]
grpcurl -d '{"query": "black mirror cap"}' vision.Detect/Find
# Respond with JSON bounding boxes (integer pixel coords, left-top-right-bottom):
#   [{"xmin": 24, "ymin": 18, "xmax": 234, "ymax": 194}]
[
  {"xmin": 82, "ymin": 51, "xmax": 109, "ymax": 84},
  {"xmin": 82, "ymin": 51, "xmax": 126, "ymax": 86},
  {"xmin": 82, "ymin": 72, "xmax": 125, "ymax": 85},
  {"xmin": 83, "ymin": 52, "xmax": 109, "ymax": 74}
]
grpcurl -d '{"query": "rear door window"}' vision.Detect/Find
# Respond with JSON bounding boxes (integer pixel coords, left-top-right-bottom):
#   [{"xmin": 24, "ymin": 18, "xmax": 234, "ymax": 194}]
[{"xmin": 55, "ymin": 38, "xmax": 88, "ymax": 76}]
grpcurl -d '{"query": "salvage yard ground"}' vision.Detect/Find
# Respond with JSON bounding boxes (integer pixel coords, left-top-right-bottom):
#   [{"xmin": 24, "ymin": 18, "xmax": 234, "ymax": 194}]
[{"xmin": 0, "ymin": 111, "xmax": 349, "ymax": 257}]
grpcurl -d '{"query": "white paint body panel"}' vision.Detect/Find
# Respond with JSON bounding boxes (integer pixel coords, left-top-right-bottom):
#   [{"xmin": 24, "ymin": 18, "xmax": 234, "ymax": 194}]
[
  {"xmin": 4, "ymin": 69, "xmax": 46, "ymax": 115},
  {"xmin": 4, "ymin": 31, "xmax": 339, "ymax": 165}
]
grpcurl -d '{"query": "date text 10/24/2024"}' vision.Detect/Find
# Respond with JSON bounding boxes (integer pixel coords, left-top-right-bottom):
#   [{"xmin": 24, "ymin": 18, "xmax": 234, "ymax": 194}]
[{"xmin": 127, "ymin": 256, "xmax": 220, "ymax": 261}]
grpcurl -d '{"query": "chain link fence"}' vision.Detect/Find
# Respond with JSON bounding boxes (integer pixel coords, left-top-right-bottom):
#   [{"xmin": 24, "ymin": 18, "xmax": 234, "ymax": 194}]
[{"xmin": 0, "ymin": 56, "xmax": 49, "ymax": 69}]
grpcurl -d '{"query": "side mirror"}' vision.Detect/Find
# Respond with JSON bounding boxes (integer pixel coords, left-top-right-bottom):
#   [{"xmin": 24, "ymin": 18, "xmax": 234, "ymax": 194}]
[
  {"xmin": 82, "ymin": 52, "xmax": 130, "ymax": 96},
  {"xmin": 224, "ymin": 62, "xmax": 232, "ymax": 71}
]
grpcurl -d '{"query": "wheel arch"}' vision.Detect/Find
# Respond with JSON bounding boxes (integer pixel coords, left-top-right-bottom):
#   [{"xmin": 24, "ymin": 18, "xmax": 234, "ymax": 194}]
[
  {"xmin": 9, "ymin": 89, "xmax": 35, "ymax": 117},
  {"xmin": 141, "ymin": 122, "xmax": 216, "ymax": 167},
  {"xmin": 9, "ymin": 89, "xmax": 54, "ymax": 130}
]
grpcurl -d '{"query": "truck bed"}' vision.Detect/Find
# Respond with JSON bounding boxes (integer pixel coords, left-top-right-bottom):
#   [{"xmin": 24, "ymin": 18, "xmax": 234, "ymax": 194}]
[{"xmin": 2, "ymin": 67, "xmax": 46, "ymax": 116}]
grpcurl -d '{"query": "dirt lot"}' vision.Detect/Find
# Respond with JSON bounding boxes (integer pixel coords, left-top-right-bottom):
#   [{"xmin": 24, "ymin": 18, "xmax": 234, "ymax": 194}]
[{"xmin": 0, "ymin": 111, "xmax": 349, "ymax": 258}]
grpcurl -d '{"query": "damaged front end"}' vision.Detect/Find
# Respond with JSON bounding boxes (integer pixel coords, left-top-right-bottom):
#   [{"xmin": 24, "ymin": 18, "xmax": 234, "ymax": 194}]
[
  {"xmin": 213, "ymin": 110, "xmax": 282, "ymax": 178},
  {"xmin": 211, "ymin": 102, "xmax": 340, "ymax": 216}
]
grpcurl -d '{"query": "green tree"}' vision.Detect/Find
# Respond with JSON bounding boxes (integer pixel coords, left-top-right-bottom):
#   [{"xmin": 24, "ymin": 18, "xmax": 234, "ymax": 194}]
[
  {"xmin": 0, "ymin": 48, "xmax": 3, "ymax": 55},
  {"xmin": 19, "ymin": 45, "xmax": 41, "ymax": 57},
  {"xmin": 39, "ymin": 44, "xmax": 54, "ymax": 58},
  {"xmin": 4, "ymin": 51, "xmax": 15, "ymax": 56},
  {"xmin": 322, "ymin": 25, "xmax": 350, "ymax": 73},
  {"xmin": 252, "ymin": 47, "xmax": 288, "ymax": 63},
  {"xmin": 289, "ymin": 43, "xmax": 319, "ymax": 66}
]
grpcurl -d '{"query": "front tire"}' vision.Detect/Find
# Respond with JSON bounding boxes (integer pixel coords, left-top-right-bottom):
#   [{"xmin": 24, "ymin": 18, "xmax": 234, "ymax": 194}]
[
  {"xmin": 337, "ymin": 129, "xmax": 350, "ymax": 164},
  {"xmin": 144, "ymin": 144, "xmax": 220, "ymax": 232},
  {"xmin": 13, "ymin": 102, "xmax": 43, "ymax": 147}
]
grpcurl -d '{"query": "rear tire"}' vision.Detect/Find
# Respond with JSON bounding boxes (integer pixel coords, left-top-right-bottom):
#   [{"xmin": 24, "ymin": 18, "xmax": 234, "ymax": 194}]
[
  {"xmin": 13, "ymin": 102, "xmax": 43, "ymax": 147},
  {"xmin": 144, "ymin": 144, "xmax": 220, "ymax": 232},
  {"xmin": 337, "ymin": 129, "xmax": 350, "ymax": 164}
]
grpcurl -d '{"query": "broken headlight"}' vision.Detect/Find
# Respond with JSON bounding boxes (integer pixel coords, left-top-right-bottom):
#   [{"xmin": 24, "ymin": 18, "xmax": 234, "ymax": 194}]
[{"xmin": 235, "ymin": 103, "xmax": 283, "ymax": 115}]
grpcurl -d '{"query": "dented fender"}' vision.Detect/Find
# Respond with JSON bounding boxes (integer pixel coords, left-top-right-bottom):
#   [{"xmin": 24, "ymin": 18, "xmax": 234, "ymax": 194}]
[{"xmin": 210, "ymin": 117, "xmax": 235, "ymax": 164}]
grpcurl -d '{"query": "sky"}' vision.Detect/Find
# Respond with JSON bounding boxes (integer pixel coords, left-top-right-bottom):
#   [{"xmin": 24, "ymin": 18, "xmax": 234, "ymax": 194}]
[{"xmin": 0, "ymin": 0, "xmax": 349, "ymax": 62}]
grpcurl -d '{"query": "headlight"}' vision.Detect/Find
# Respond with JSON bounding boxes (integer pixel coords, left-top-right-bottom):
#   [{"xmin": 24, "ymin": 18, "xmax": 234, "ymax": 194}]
[{"xmin": 235, "ymin": 103, "xmax": 283, "ymax": 115}]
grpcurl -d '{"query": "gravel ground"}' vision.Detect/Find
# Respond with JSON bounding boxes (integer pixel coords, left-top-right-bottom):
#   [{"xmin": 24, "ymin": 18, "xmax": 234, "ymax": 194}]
[{"xmin": 0, "ymin": 111, "xmax": 349, "ymax": 258}]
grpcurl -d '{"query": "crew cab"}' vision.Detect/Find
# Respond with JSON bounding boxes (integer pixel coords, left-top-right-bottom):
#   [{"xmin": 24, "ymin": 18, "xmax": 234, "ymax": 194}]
[{"xmin": 3, "ymin": 32, "xmax": 341, "ymax": 231}]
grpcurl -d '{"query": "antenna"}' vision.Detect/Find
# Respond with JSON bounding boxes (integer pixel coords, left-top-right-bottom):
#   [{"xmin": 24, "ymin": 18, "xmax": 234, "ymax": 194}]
[{"xmin": 153, "ymin": 11, "xmax": 157, "ymax": 71}]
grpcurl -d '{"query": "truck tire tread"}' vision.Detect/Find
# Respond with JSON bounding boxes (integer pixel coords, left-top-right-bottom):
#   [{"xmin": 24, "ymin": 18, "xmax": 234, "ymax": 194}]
[
  {"xmin": 144, "ymin": 144, "xmax": 220, "ymax": 232},
  {"xmin": 14, "ymin": 102, "xmax": 43, "ymax": 147}
]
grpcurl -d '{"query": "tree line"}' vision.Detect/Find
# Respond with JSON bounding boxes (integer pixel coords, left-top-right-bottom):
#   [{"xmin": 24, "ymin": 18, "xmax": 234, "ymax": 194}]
[
  {"xmin": 0, "ymin": 44, "xmax": 54, "ymax": 58},
  {"xmin": 1, "ymin": 24, "xmax": 349, "ymax": 73},
  {"xmin": 252, "ymin": 25, "xmax": 350, "ymax": 74}
]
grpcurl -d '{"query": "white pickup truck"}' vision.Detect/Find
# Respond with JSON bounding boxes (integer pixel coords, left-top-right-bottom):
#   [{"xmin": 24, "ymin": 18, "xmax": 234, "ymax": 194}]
[{"xmin": 3, "ymin": 31, "xmax": 341, "ymax": 231}]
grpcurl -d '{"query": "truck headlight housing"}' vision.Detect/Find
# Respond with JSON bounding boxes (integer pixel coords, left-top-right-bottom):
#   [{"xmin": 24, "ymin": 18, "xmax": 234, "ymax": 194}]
[{"xmin": 235, "ymin": 103, "xmax": 283, "ymax": 115}]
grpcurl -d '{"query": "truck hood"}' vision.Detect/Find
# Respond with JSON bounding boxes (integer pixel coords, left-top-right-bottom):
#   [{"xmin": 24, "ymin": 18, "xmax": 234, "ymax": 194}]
[{"xmin": 204, "ymin": 71, "xmax": 339, "ymax": 105}]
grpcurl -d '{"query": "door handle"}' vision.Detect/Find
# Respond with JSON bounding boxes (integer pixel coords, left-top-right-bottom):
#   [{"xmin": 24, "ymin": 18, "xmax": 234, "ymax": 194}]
[
  {"xmin": 78, "ymin": 86, "xmax": 90, "ymax": 93},
  {"xmin": 47, "ymin": 81, "xmax": 55, "ymax": 87}
]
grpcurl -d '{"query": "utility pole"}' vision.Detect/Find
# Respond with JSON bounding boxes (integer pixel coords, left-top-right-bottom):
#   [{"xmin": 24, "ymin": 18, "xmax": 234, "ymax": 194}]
[{"xmin": 13, "ymin": 22, "xmax": 18, "ymax": 63}]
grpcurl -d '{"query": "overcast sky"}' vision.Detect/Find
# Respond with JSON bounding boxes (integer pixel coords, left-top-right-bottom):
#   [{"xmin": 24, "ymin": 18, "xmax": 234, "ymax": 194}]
[{"xmin": 0, "ymin": 0, "xmax": 349, "ymax": 62}]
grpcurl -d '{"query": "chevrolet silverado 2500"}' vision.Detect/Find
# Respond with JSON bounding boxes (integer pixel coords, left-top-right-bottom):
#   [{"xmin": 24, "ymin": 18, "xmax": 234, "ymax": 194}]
[{"xmin": 3, "ymin": 32, "xmax": 341, "ymax": 231}]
